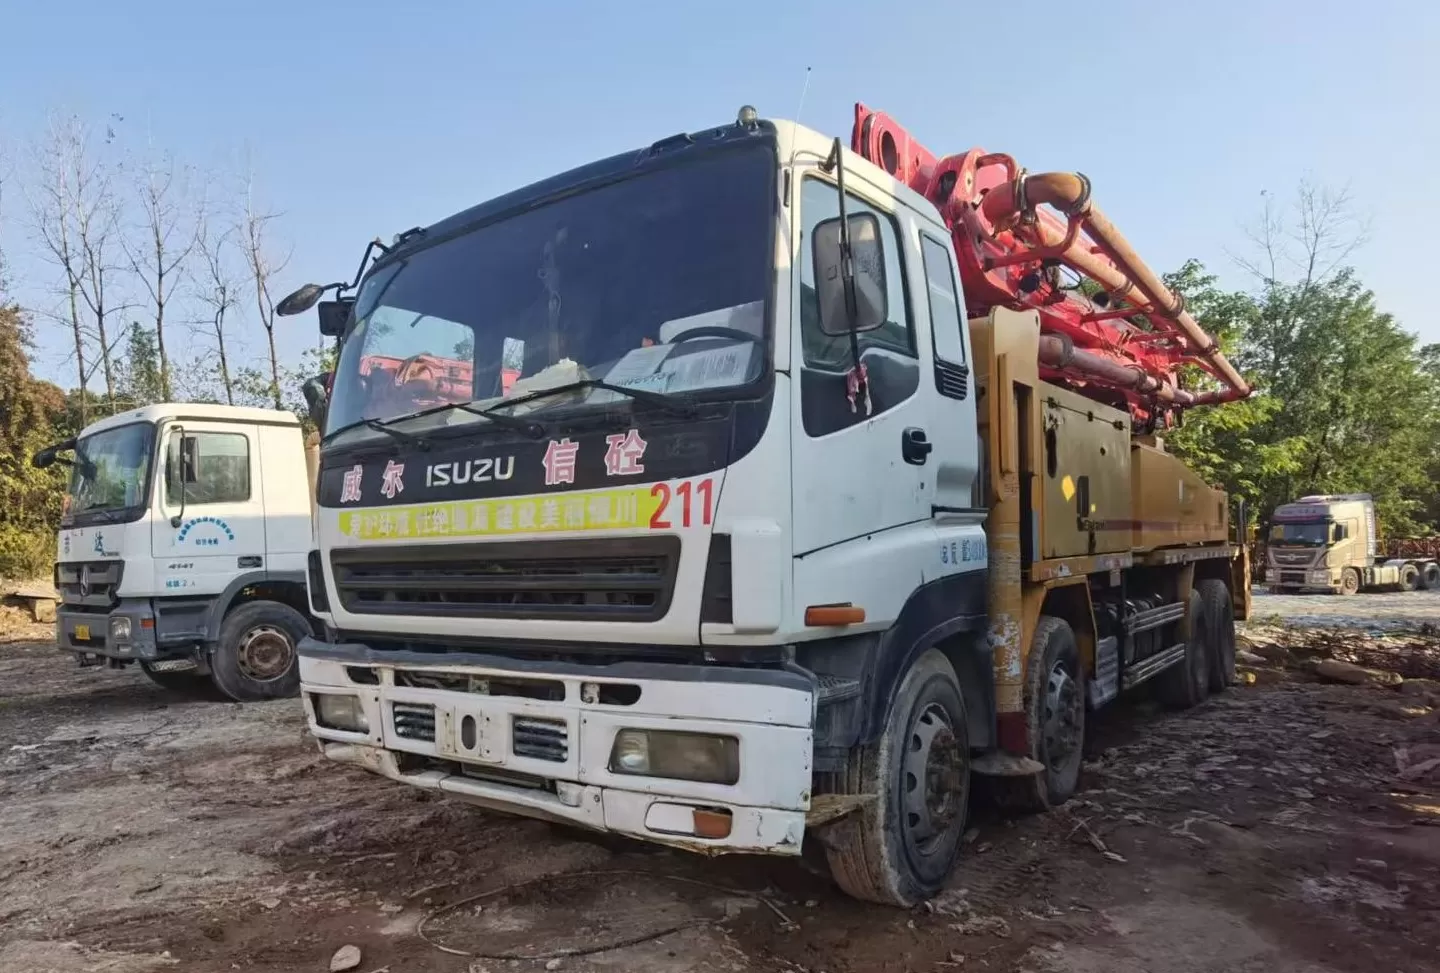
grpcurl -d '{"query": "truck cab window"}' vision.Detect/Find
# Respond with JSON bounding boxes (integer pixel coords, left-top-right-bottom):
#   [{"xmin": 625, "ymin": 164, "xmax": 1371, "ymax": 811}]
[
  {"xmin": 798, "ymin": 176, "xmax": 918, "ymax": 437},
  {"xmin": 166, "ymin": 432, "xmax": 251, "ymax": 505},
  {"xmin": 920, "ymin": 235, "xmax": 967, "ymax": 364}
]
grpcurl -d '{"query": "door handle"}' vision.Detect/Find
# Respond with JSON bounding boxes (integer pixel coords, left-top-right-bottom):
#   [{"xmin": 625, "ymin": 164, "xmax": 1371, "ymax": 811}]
[{"xmin": 902, "ymin": 427, "xmax": 933, "ymax": 465}]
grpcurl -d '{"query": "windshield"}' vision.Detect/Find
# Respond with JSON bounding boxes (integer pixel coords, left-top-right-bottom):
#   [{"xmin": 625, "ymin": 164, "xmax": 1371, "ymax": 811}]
[
  {"xmin": 65, "ymin": 422, "xmax": 155, "ymax": 523},
  {"xmin": 325, "ymin": 142, "xmax": 775, "ymax": 441},
  {"xmin": 1270, "ymin": 521, "xmax": 1330, "ymax": 546}
]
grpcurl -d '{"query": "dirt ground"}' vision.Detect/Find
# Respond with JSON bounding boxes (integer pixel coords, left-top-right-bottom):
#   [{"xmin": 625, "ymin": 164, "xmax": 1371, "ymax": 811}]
[{"xmin": 1, "ymin": 595, "xmax": 1438, "ymax": 973}]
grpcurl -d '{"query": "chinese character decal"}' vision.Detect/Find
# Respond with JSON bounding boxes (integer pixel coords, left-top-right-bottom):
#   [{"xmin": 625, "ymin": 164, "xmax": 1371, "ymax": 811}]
[
  {"xmin": 380, "ymin": 460, "xmax": 405, "ymax": 500},
  {"xmin": 340, "ymin": 464, "xmax": 363, "ymax": 503},
  {"xmin": 603, "ymin": 429, "xmax": 647, "ymax": 477},
  {"xmin": 542, "ymin": 437, "xmax": 579, "ymax": 486}
]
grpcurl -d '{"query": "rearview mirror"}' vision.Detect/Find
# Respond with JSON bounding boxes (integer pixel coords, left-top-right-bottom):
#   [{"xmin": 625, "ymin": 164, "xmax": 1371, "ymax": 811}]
[
  {"xmin": 317, "ymin": 299, "xmax": 352, "ymax": 338},
  {"xmin": 302, "ymin": 373, "xmax": 330, "ymax": 429},
  {"xmin": 277, "ymin": 283, "xmax": 328, "ymax": 317},
  {"xmin": 180, "ymin": 435, "xmax": 199, "ymax": 484},
  {"xmin": 812, "ymin": 212, "xmax": 889, "ymax": 336}
]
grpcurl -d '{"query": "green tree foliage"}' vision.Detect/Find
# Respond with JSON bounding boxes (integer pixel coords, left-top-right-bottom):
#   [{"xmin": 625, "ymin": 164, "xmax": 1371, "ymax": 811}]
[
  {"xmin": 115, "ymin": 322, "xmax": 165, "ymax": 410},
  {"xmin": 1167, "ymin": 260, "xmax": 1440, "ymax": 536},
  {"xmin": 0, "ymin": 302, "xmax": 71, "ymax": 578}
]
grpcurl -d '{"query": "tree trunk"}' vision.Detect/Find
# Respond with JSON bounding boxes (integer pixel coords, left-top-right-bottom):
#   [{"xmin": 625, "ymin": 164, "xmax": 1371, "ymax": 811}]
[
  {"xmin": 67, "ymin": 282, "xmax": 87, "ymax": 425},
  {"xmin": 153, "ymin": 234, "xmax": 172, "ymax": 401},
  {"xmin": 266, "ymin": 325, "xmax": 282, "ymax": 410},
  {"xmin": 215, "ymin": 309, "xmax": 234, "ymax": 405}
]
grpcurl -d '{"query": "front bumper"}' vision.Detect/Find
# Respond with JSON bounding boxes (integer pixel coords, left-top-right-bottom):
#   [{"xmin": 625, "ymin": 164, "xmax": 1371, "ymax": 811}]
[
  {"xmin": 300, "ymin": 640, "xmax": 815, "ymax": 855},
  {"xmin": 56, "ymin": 601, "xmax": 160, "ymax": 660},
  {"xmin": 1266, "ymin": 568, "xmax": 1334, "ymax": 590}
]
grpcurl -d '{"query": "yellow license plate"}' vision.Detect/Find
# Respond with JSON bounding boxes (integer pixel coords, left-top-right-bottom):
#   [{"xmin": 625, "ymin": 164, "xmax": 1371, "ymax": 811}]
[{"xmin": 74, "ymin": 624, "xmax": 90, "ymax": 641}]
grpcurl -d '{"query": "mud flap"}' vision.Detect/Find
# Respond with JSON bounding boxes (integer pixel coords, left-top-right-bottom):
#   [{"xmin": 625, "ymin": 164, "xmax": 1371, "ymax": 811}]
[{"xmin": 1231, "ymin": 546, "xmax": 1251, "ymax": 621}]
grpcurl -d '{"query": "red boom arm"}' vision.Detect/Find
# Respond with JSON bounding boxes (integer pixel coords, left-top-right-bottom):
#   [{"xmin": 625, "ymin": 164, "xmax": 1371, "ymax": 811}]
[{"xmin": 850, "ymin": 104, "xmax": 1249, "ymax": 423}]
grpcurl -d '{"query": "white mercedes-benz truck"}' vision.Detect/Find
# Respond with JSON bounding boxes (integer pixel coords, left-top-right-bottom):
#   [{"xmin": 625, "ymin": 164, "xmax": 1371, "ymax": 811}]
[{"xmin": 34, "ymin": 403, "xmax": 318, "ymax": 700}]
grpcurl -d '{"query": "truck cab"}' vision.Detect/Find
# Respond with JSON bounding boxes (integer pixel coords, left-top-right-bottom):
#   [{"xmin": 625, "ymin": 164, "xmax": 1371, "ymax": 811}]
[
  {"xmin": 36, "ymin": 403, "xmax": 318, "ymax": 700},
  {"xmin": 1267, "ymin": 493, "xmax": 1437, "ymax": 594}
]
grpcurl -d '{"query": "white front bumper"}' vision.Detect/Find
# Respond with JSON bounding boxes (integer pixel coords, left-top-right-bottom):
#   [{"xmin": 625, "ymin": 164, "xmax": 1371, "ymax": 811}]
[{"xmin": 300, "ymin": 653, "xmax": 814, "ymax": 855}]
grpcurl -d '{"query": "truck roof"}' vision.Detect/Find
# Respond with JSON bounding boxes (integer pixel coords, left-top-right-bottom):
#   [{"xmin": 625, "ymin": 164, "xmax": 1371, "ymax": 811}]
[
  {"xmin": 80, "ymin": 403, "xmax": 301, "ymax": 436},
  {"xmin": 384, "ymin": 116, "xmax": 939, "ymax": 267}
]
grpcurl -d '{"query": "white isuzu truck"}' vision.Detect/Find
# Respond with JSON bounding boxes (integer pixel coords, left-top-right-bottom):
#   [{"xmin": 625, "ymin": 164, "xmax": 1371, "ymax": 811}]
[
  {"xmin": 33, "ymin": 403, "xmax": 318, "ymax": 700},
  {"xmin": 286, "ymin": 105, "xmax": 1246, "ymax": 906}
]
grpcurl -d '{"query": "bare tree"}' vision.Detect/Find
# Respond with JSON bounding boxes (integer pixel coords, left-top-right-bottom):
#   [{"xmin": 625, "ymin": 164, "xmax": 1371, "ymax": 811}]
[
  {"xmin": 123, "ymin": 151, "xmax": 196, "ymax": 402},
  {"xmin": 192, "ymin": 205, "xmax": 241, "ymax": 404},
  {"xmin": 238, "ymin": 175, "xmax": 288, "ymax": 410},
  {"xmin": 24, "ymin": 114, "xmax": 128, "ymax": 417}
]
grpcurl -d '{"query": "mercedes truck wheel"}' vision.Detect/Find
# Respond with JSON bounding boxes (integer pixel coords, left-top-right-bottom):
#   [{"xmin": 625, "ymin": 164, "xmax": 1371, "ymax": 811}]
[{"xmin": 209, "ymin": 601, "xmax": 306, "ymax": 702}]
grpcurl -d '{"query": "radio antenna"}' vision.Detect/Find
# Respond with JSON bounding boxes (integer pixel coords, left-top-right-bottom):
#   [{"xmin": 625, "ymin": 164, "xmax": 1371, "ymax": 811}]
[
  {"xmin": 787, "ymin": 66, "xmax": 814, "ymax": 177},
  {"xmin": 795, "ymin": 66, "xmax": 812, "ymax": 129}
]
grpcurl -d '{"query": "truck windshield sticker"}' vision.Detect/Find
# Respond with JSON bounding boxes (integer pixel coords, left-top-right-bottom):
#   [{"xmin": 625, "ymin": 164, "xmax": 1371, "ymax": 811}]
[
  {"xmin": 337, "ymin": 476, "xmax": 716, "ymax": 540},
  {"xmin": 603, "ymin": 429, "xmax": 648, "ymax": 477}
]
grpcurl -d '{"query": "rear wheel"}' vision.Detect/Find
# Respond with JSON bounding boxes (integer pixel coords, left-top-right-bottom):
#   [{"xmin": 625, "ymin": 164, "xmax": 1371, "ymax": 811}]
[
  {"xmin": 990, "ymin": 616, "xmax": 1085, "ymax": 813},
  {"xmin": 1340, "ymin": 568, "xmax": 1361, "ymax": 596},
  {"xmin": 208, "ymin": 601, "xmax": 306, "ymax": 702},
  {"xmin": 1421, "ymin": 563, "xmax": 1440, "ymax": 590},
  {"xmin": 1401, "ymin": 564, "xmax": 1421, "ymax": 592},
  {"xmin": 823, "ymin": 649, "xmax": 970, "ymax": 906},
  {"xmin": 1198, "ymin": 580, "xmax": 1236, "ymax": 693},
  {"xmin": 1157, "ymin": 589, "xmax": 1210, "ymax": 709}
]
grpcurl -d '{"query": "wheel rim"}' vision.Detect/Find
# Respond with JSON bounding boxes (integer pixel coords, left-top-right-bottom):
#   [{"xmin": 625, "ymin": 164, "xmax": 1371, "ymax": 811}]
[
  {"xmin": 901, "ymin": 701, "xmax": 966, "ymax": 858},
  {"xmin": 235, "ymin": 624, "xmax": 295, "ymax": 682},
  {"xmin": 1040, "ymin": 661, "xmax": 1083, "ymax": 776}
]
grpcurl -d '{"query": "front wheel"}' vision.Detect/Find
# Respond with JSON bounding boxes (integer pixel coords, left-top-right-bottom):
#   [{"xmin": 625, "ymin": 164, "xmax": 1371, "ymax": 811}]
[
  {"xmin": 822, "ymin": 649, "xmax": 970, "ymax": 906},
  {"xmin": 990, "ymin": 616, "xmax": 1085, "ymax": 813},
  {"xmin": 208, "ymin": 601, "xmax": 306, "ymax": 702},
  {"xmin": 1340, "ymin": 568, "xmax": 1361, "ymax": 596}
]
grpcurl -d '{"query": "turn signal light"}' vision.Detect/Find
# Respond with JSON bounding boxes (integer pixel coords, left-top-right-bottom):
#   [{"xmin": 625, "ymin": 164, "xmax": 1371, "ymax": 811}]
[{"xmin": 804, "ymin": 604, "xmax": 866, "ymax": 626}]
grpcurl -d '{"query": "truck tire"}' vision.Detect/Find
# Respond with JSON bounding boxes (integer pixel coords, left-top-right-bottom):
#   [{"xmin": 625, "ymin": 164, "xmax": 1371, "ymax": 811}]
[
  {"xmin": 1197, "ymin": 580, "xmax": 1236, "ymax": 693},
  {"xmin": 1401, "ymin": 564, "xmax": 1421, "ymax": 592},
  {"xmin": 823, "ymin": 649, "xmax": 970, "ymax": 907},
  {"xmin": 1340, "ymin": 568, "xmax": 1361, "ymax": 596},
  {"xmin": 140, "ymin": 661, "xmax": 223, "ymax": 699},
  {"xmin": 1157, "ymin": 589, "xmax": 1210, "ymax": 709},
  {"xmin": 990, "ymin": 616, "xmax": 1085, "ymax": 813},
  {"xmin": 208, "ymin": 601, "xmax": 306, "ymax": 702},
  {"xmin": 1421, "ymin": 563, "xmax": 1440, "ymax": 591}
]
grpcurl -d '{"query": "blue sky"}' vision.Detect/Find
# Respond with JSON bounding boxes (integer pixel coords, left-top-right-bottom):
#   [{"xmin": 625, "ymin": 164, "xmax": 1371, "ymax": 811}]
[{"xmin": 2, "ymin": 0, "xmax": 1436, "ymax": 387}]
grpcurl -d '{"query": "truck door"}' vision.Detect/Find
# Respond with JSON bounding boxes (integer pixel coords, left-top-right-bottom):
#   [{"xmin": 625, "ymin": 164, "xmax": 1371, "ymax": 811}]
[
  {"xmin": 790, "ymin": 174, "xmax": 931, "ymax": 555},
  {"xmin": 152, "ymin": 421, "xmax": 267, "ymax": 596}
]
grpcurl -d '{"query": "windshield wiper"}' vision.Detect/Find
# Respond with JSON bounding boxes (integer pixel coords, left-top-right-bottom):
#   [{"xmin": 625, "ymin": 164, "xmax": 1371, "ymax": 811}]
[
  {"xmin": 445, "ymin": 403, "xmax": 547, "ymax": 438},
  {"xmin": 321, "ymin": 416, "xmax": 429, "ymax": 448},
  {"xmin": 324, "ymin": 402, "xmax": 546, "ymax": 448},
  {"xmin": 501, "ymin": 379, "xmax": 699, "ymax": 418}
]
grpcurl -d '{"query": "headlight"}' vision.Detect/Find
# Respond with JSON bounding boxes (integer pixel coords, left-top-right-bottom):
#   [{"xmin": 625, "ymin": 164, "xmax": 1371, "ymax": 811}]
[
  {"xmin": 109, "ymin": 616, "xmax": 132, "ymax": 642},
  {"xmin": 608, "ymin": 729, "xmax": 739, "ymax": 785},
  {"xmin": 1308, "ymin": 570, "xmax": 1330, "ymax": 584},
  {"xmin": 313, "ymin": 694, "xmax": 369, "ymax": 733}
]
